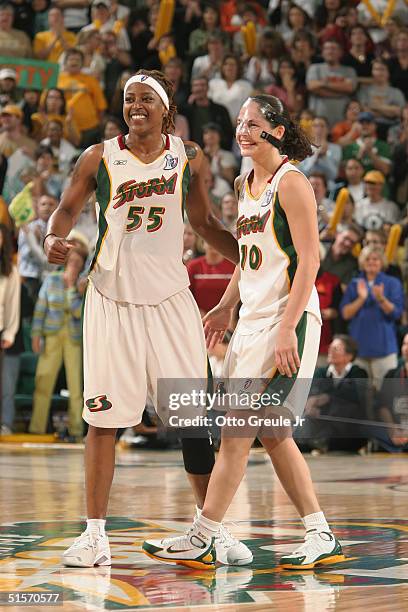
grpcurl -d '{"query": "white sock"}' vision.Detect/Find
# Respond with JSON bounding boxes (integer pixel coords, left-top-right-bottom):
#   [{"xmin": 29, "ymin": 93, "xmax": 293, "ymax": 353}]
[
  {"xmin": 195, "ymin": 505, "xmax": 202, "ymax": 519},
  {"xmin": 86, "ymin": 518, "xmax": 106, "ymax": 535},
  {"xmin": 302, "ymin": 511, "xmax": 331, "ymax": 535},
  {"xmin": 194, "ymin": 514, "xmax": 221, "ymax": 540}
]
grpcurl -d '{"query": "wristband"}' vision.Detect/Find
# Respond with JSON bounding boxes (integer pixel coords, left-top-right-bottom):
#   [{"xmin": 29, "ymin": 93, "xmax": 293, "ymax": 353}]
[{"xmin": 43, "ymin": 233, "xmax": 57, "ymax": 249}]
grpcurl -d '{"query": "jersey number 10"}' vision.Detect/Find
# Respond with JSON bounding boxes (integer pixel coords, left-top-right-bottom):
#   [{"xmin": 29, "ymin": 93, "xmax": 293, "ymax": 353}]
[
  {"xmin": 126, "ymin": 206, "xmax": 166, "ymax": 233},
  {"xmin": 240, "ymin": 244, "xmax": 263, "ymax": 270}
]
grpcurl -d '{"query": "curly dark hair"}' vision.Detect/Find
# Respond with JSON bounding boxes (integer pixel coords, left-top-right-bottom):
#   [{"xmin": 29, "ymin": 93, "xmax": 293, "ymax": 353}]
[
  {"xmin": 134, "ymin": 69, "xmax": 177, "ymax": 134},
  {"xmin": 0, "ymin": 224, "xmax": 13, "ymax": 278},
  {"xmin": 251, "ymin": 94, "xmax": 313, "ymax": 161}
]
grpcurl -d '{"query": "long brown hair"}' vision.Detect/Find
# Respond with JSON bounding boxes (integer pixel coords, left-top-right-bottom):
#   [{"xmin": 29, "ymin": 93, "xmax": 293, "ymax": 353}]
[
  {"xmin": 0, "ymin": 224, "xmax": 13, "ymax": 277},
  {"xmin": 134, "ymin": 69, "xmax": 177, "ymax": 134}
]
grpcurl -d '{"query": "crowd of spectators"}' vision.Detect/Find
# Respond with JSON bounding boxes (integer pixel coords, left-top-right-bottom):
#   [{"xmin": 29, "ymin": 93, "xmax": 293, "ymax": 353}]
[{"xmin": 0, "ymin": 0, "xmax": 407, "ymax": 451}]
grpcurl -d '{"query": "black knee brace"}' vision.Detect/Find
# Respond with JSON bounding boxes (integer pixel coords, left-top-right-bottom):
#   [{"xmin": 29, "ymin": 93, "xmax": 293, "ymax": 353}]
[{"xmin": 181, "ymin": 434, "xmax": 215, "ymax": 475}]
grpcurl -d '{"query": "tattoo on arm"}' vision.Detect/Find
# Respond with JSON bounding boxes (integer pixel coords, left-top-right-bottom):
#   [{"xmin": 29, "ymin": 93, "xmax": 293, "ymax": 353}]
[{"xmin": 184, "ymin": 144, "xmax": 198, "ymax": 160}]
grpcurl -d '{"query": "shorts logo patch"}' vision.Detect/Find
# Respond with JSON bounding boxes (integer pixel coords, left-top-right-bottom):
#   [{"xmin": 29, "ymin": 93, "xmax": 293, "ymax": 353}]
[{"xmin": 86, "ymin": 394, "xmax": 112, "ymax": 412}]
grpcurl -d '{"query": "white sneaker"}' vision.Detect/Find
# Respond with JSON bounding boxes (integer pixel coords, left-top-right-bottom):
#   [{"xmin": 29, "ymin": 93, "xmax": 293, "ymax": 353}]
[
  {"xmin": 194, "ymin": 508, "xmax": 252, "ymax": 566},
  {"xmin": 142, "ymin": 526, "xmax": 216, "ymax": 570},
  {"xmin": 215, "ymin": 524, "xmax": 253, "ymax": 566},
  {"xmin": 280, "ymin": 531, "xmax": 345, "ymax": 569},
  {"xmin": 62, "ymin": 530, "xmax": 111, "ymax": 567}
]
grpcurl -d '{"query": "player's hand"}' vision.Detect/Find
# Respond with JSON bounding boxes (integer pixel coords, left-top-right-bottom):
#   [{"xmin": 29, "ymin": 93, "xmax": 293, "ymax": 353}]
[
  {"xmin": 202, "ymin": 306, "xmax": 232, "ymax": 350},
  {"xmin": 357, "ymin": 279, "xmax": 369, "ymax": 301},
  {"xmin": 1, "ymin": 338, "xmax": 12, "ymax": 349},
  {"xmin": 32, "ymin": 336, "xmax": 42, "ymax": 354},
  {"xmin": 44, "ymin": 235, "xmax": 74, "ymax": 265},
  {"xmin": 275, "ymin": 325, "xmax": 300, "ymax": 377}
]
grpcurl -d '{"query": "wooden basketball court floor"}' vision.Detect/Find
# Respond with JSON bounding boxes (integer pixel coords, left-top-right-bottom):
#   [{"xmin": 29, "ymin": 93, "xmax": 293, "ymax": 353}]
[{"xmin": 0, "ymin": 443, "xmax": 407, "ymax": 611}]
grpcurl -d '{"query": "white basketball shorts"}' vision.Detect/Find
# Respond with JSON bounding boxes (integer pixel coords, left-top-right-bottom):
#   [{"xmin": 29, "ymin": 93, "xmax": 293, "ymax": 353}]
[{"xmin": 82, "ymin": 282, "xmax": 208, "ymax": 428}]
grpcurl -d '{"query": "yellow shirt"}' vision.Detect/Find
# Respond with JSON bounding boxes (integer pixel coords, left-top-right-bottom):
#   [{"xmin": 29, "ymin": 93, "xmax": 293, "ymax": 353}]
[
  {"xmin": 33, "ymin": 30, "xmax": 77, "ymax": 63},
  {"xmin": 57, "ymin": 72, "xmax": 107, "ymax": 132}
]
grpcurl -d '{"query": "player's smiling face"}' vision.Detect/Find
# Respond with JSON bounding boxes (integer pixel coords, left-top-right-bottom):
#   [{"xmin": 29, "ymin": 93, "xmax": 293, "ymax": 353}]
[
  {"xmin": 236, "ymin": 99, "xmax": 283, "ymax": 158},
  {"xmin": 123, "ymin": 83, "xmax": 166, "ymax": 132}
]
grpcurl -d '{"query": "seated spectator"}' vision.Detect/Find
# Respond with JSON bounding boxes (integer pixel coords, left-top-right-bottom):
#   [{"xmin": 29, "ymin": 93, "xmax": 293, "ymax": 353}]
[
  {"xmin": 189, "ymin": 3, "xmax": 227, "ymax": 57},
  {"xmin": 101, "ymin": 30, "xmax": 131, "ymax": 106},
  {"xmin": 0, "ymin": 2, "xmax": 32, "ymax": 58},
  {"xmin": 289, "ymin": 29, "xmax": 318, "ymax": 87},
  {"xmin": 0, "ymin": 224, "xmax": 20, "ymax": 405},
  {"xmin": 309, "ymin": 172, "xmax": 335, "ymax": 231},
  {"xmin": 0, "ymin": 68, "xmax": 18, "ymax": 109},
  {"xmin": 220, "ymin": 191, "xmax": 238, "ymax": 234},
  {"xmin": 33, "ymin": 6, "xmax": 77, "ymax": 63},
  {"xmin": 341, "ymin": 246, "xmax": 404, "ymax": 386},
  {"xmin": 331, "ymin": 100, "xmax": 362, "ymax": 147},
  {"xmin": 297, "ymin": 335, "xmax": 368, "ymax": 454},
  {"xmin": 374, "ymin": 333, "xmax": 408, "ymax": 451},
  {"xmin": 183, "ymin": 222, "xmax": 203, "ymax": 263},
  {"xmin": 343, "ymin": 25, "xmax": 375, "ymax": 86},
  {"xmin": 33, "ymin": 0, "xmax": 50, "ymax": 37},
  {"xmin": 203, "ymin": 153, "xmax": 231, "ymax": 205},
  {"xmin": 297, "ymin": 116, "xmax": 341, "ymax": 189},
  {"xmin": 1, "ymin": 281, "xmax": 33, "ymax": 435},
  {"xmin": 29, "ymin": 246, "xmax": 88, "ymax": 441},
  {"xmin": 191, "ymin": 32, "xmax": 226, "ymax": 81},
  {"xmin": 315, "ymin": 262, "xmax": 342, "ymax": 362},
  {"xmin": 102, "ymin": 115, "xmax": 123, "ymax": 141},
  {"xmin": 265, "ymin": 57, "xmax": 305, "ymax": 114},
  {"xmin": 58, "ymin": 48, "xmax": 107, "ymax": 148},
  {"xmin": 208, "ymin": 54, "xmax": 252, "ymax": 124},
  {"xmin": 17, "ymin": 194, "xmax": 57, "ymax": 301},
  {"xmin": 388, "ymin": 102, "xmax": 408, "ymax": 150},
  {"xmin": 31, "ymin": 88, "xmax": 80, "ymax": 148},
  {"xmin": 363, "ymin": 228, "xmax": 402, "ymax": 281},
  {"xmin": 127, "ymin": 9, "xmax": 159, "ymax": 72},
  {"xmin": 320, "ymin": 224, "xmax": 361, "ymax": 288},
  {"xmin": 76, "ymin": 29, "xmax": 106, "ymax": 82},
  {"xmin": 0, "ymin": 105, "xmax": 36, "ymax": 160},
  {"xmin": 391, "ymin": 109, "xmax": 408, "ymax": 207},
  {"xmin": 387, "ymin": 28, "xmax": 408, "ymax": 95},
  {"xmin": 358, "ymin": 58, "xmax": 405, "ymax": 139},
  {"xmin": 81, "ymin": 0, "xmax": 130, "ymax": 52},
  {"xmin": 31, "ymin": 145, "xmax": 64, "ymax": 200},
  {"xmin": 232, "ymin": 4, "xmax": 264, "ymax": 57},
  {"xmin": 342, "ymin": 111, "xmax": 392, "ymax": 177},
  {"xmin": 187, "ymin": 242, "xmax": 235, "ymax": 315},
  {"xmin": 343, "ymin": 158, "xmax": 366, "ymax": 204},
  {"xmin": 306, "ymin": 39, "xmax": 358, "ymax": 127},
  {"xmin": 279, "ymin": 3, "xmax": 311, "ymax": 44},
  {"xmin": 21, "ymin": 89, "xmax": 40, "ymax": 135},
  {"xmin": 163, "ymin": 57, "xmax": 189, "ymax": 109},
  {"xmin": 40, "ymin": 119, "xmax": 78, "ymax": 178},
  {"xmin": 246, "ymin": 29, "xmax": 286, "ymax": 89},
  {"xmin": 354, "ymin": 170, "xmax": 400, "ymax": 230},
  {"xmin": 203, "ymin": 122, "xmax": 237, "ymax": 186},
  {"xmin": 181, "ymin": 77, "xmax": 233, "ymax": 150}
]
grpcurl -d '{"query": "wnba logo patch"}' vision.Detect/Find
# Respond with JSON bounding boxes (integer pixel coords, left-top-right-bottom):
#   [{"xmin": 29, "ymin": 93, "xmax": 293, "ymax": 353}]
[{"xmin": 86, "ymin": 395, "xmax": 112, "ymax": 412}]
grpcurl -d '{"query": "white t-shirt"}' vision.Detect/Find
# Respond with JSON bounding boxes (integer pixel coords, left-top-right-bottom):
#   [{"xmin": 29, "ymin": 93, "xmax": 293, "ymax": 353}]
[
  {"xmin": 208, "ymin": 78, "xmax": 253, "ymax": 123},
  {"xmin": 354, "ymin": 196, "xmax": 400, "ymax": 229}
]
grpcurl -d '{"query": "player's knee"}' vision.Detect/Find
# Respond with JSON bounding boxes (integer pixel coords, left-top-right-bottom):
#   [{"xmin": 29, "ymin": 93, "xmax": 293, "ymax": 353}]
[
  {"xmin": 219, "ymin": 437, "xmax": 252, "ymax": 462},
  {"xmin": 181, "ymin": 436, "xmax": 215, "ymax": 474}
]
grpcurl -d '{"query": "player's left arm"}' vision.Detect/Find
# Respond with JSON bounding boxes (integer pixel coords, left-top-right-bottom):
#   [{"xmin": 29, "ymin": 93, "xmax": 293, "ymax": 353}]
[
  {"xmin": 275, "ymin": 171, "xmax": 321, "ymax": 376},
  {"xmin": 184, "ymin": 141, "xmax": 239, "ymax": 265}
]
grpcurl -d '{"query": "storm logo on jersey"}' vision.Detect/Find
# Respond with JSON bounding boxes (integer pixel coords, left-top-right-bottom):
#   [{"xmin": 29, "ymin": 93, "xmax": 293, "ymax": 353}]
[
  {"xmin": 236, "ymin": 210, "xmax": 271, "ymax": 239},
  {"xmin": 113, "ymin": 173, "xmax": 178, "ymax": 209},
  {"xmin": 86, "ymin": 395, "xmax": 113, "ymax": 412}
]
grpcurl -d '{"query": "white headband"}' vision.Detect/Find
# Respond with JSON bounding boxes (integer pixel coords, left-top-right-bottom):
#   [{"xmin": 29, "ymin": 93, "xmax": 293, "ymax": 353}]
[{"xmin": 124, "ymin": 75, "xmax": 170, "ymax": 110}]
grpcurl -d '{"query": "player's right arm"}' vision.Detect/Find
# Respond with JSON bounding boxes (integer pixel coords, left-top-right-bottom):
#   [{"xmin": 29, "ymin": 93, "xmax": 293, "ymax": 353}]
[
  {"xmin": 44, "ymin": 144, "xmax": 103, "ymax": 264},
  {"xmin": 203, "ymin": 266, "xmax": 241, "ymax": 348}
]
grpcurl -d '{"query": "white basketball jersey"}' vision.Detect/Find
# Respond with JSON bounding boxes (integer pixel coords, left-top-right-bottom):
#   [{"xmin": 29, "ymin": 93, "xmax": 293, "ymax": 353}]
[
  {"xmin": 89, "ymin": 134, "xmax": 190, "ymax": 305},
  {"xmin": 236, "ymin": 158, "xmax": 321, "ymax": 334}
]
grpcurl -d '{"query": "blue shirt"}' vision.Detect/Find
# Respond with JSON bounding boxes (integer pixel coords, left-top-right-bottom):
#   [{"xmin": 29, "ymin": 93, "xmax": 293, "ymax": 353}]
[{"xmin": 340, "ymin": 271, "xmax": 404, "ymax": 358}]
